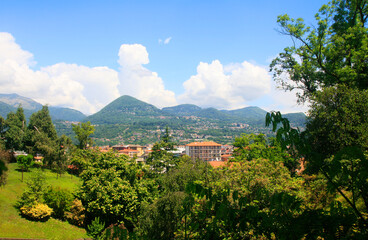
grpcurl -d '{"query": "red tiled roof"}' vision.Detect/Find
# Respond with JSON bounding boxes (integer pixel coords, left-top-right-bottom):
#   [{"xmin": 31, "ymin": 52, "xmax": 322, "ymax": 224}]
[{"xmin": 208, "ymin": 161, "xmax": 227, "ymax": 168}]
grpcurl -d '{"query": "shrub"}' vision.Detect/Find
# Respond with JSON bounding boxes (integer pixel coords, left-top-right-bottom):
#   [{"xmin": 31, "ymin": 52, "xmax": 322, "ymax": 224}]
[
  {"xmin": 17, "ymin": 169, "xmax": 46, "ymax": 208},
  {"xmin": 87, "ymin": 217, "xmax": 105, "ymax": 240},
  {"xmin": 44, "ymin": 186, "xmax": 74, "ymax": 220},
  {"xmin": 103, "ymin": 223, "xmax": 131, "ymax": 240},
  {"xmin": 65, "ymin": 199, "xmax": 85, "ymax": 227},
  {"xmin": 0, "ymin": 149, "xmax": 10, "ymax": 186},
  {"xmin": 20, "ymin": 203, "xmax": 53, "ymax": 221}
]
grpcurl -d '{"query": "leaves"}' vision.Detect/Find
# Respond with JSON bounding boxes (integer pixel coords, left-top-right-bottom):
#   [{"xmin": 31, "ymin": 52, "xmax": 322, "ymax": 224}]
[{"xmin": 72, "ymin": 121, "xmax": 95, "ymax": 149}]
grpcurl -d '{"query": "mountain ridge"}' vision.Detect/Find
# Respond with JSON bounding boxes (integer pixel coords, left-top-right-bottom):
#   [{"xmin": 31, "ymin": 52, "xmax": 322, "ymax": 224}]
[{"xmin": 0, "ymin": 93, "xmax": 86, "ymax": 122}]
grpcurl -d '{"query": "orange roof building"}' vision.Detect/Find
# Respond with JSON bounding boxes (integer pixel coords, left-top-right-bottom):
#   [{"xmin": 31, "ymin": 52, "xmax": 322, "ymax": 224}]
[
  {"xmin": 118, "ymin": 149, "xmax": 140, "ymax": 158},
  {"xmin": 185, "ymin": 141, "xmax": 222, "ymax": 161}
]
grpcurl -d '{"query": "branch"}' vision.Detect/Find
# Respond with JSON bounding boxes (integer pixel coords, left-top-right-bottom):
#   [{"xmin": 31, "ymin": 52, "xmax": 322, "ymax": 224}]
[{"xmin": 321, "ymin": 169, "xmax": 367, "ymax": 226}]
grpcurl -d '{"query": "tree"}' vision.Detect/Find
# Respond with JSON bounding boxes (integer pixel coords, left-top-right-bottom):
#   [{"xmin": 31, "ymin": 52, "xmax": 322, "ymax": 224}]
[
  {"xmin": 270, "ymin": 0, "xmax": 368, "ymax": 103},
  {"xmin": 28, "ymin": 106, "xmax": 57, "ymax": 141},
  {"xmin": 72, "ymin": 121, "xmax": 95, "ymax": 149},
  {"xmin": 233, "ymin": 133, "xmax": 299, "ymax": 173},
  {"xmin": 138, "ymin": 156, "xmax": 208, "ymax": 239},
  {"xmin": 161, "ymin": 126, "xmax": 175, "ymax": 150},
  {"xmin": 16, "ymin": 169, "xmax": 53, "ymax": 221},
  {"xmin": 0, "ymin": 146, "xmax": 10, "ymax": 186},
  {"xmin": 78, "ymin": 151, "xmax": 157, "ymax": 230},
  {"xmin": 172, "ymin": 158, "xmax": 310, "ymax": 239},
  {"xmin": 305, "ymin": 87, "xmax": 368, "ymax": 223},
  {"xmin": 0, "ymin": 116, "xmax": 6, "ymax": 139},
  {"xmin": 54, "ymin": 135, "xmax": 75, "ymax": 178},
  {"xmin": 17, "ymin": 154, "xmax": 34, "ymax": 182},
  {"xmin": 270, "ymin": 0, "xmax": 368, "ymax": 231},
  {"xmin": 4, "ymin": 107, "xmax": 27, "ymax": 151},
  {"xmin": 26, "ymin": 106, "xmax": 58, "ymax": 166}
]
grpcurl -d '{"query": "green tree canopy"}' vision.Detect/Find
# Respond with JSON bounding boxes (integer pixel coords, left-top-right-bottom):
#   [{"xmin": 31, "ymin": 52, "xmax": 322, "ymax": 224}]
[
  {"xmin": 17, "ymin": 154, "xmax": 34, "ymax": 182},
  {"xmin": 26, "ymin": 106, "xmax": 58, "ymax": 166},
  {"xmin": 4, "ymin": 107, "xmax": 27, "ymax": 150},
  {"xmin": 270, "ymin": 0, "xmax": 368, "ymax": 102},
  {"xmin": 78, "ymin": 150, "xmax": 157, "ymax": 230},
  {"xmin": 233, "ymin": 133, "xmax": 299, "ymax": 172},
  {"xmin": 269, "ymin": 0, "xmax": 368, "ymax": 231},
  {"xmin": 28, "ymin": 106, "xmax": 57, "ymax": 141},
  {"xmin": 72, "ymin": 121, "xmax": 95, "ymax": 149}
]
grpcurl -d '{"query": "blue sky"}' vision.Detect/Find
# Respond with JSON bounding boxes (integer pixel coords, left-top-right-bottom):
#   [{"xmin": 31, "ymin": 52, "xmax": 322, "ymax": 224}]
[{"xmin": 0, "ymin": 0, "xmax": 329, "ymax": 115}]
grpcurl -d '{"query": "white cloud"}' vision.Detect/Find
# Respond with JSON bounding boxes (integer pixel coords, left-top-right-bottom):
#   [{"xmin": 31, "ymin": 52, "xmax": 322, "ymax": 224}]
[
  {"xmin": 0, "ymin": 32, "xmax": 305, "ymax": 115},
  {"xmin": 0, "ymin": 33, "xmax": 177, "ymax": 114},
  {"xmin": 164, "ymin": 37, "xmax": 172, "ymax": 44},
  {"xmin": 179, "ymin": 60, "xmax": 271, "ymax": 109},
  {"xmin": 0, "ymin": 32, "xmax": 119, "ymax": 115},
  {"xmin": 117, "ymin": 44, "xmax": 177, "ymax": 108},
  {"xmin": 39, "ymin": 64, "xmax": 120, "ymax": 114},
  {"xmin": 158, "ymin": 37, "xmax": 172, "ymax": 45},
  {"xmin": 0, "ymin": 32, "xmax": 34, "ymax": 66},
  {"xmin": 267, "ymin": 81, "xmax": 310, "ymax": 114}
]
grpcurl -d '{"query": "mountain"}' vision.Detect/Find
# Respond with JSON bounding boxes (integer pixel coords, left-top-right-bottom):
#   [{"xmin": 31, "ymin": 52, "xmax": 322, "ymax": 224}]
[
  {"xmin": 0, "ymin": 93, "xmax": 86, "ymax": 121},
  {"xmin": 0, "ymin": 101, "xmax": 17, "ymax": 118},
  {"xmin": 48, "ymin": 107, "xmax": 86, "ymax": 121},
  {"xmin": 86, "ymin": 95, "xmax": 170, "ymax": 124},
  {"xmin": 283, "ymin": 112, "xmax": 307, "ymax": 127},
  {"xmin": 0, "ymin": 93, "xmax": 42, "ymax": 110},
  {"xmin": 194, "ymin": 107, "xmax": 235, "ymax": 121},
  {"xmin": 0, "ymin": 93, "xmax": 307, "ymax": 145},
  {"xmin": 225, "ymin": 106, "xmax": 267, "ymax": 118},
  {"xmin": 222, "ymin": 106, "xmax": 268, "ymax": 125},
  {"xmin": 162, "ymin": 104, "xmax": 202, "ymax": 116},
  {"xmin": 162, "ymin": 104, "xmax": 235, "ymax": 121}
]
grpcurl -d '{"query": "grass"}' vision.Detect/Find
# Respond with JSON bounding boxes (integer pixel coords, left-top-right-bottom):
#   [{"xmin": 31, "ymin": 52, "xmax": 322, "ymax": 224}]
[{"xmin": 0, "ymin": 163, "xmax": 88, "ymax": 239}]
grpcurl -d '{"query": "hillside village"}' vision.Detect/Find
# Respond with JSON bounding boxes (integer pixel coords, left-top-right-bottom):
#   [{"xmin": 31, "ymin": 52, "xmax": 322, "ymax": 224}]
[
  {"xmin": 97, "ymin": 141, "xmax": 234, "ymax": 168},
  {"xmin": 0, "ymin": 93, "xmax": 306, "ymax": 146},
  {"xmin": 1, "ymin": 0, "xmax": 367, "ymax": 238}
]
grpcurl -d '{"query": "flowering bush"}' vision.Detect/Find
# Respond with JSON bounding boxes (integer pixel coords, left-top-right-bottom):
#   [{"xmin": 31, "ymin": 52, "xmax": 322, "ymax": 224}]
[
  {"xmin": 20, "ymin": 203, "xmax": 53, "ymax": 221},
  {"xmin": 65, "ymin": 199, "xmax": 85, "ymax": 227}
]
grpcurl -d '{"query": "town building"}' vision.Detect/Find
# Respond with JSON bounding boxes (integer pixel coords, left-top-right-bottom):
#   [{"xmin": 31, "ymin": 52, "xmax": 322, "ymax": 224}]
[
  {"xmin": 185, "ymin": 141, "xmax": 222, "ymax": 161},
  {"xmin": 112, "ymin": 144, "xmax": 144, "ymax": 157}
]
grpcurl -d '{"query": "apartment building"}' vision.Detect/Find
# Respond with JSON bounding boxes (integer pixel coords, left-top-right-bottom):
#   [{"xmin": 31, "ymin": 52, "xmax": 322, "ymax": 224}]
[
  {"xmin": 185, "ymin": 141, "xmax": 222, "ymax": 161},
  {"xmin": 112, "ymin": 144, "xmax": 144, "ymax": 157}
]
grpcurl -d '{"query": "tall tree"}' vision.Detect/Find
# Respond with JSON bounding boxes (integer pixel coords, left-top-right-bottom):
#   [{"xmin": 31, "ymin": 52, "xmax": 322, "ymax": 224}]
[
  {"xmin": 26, "ymin": 106, "xmax": 58, "ymax": 165},
  {"xmin": 28, "ymin": 106, "xmax": 57, "ymax": 141},
  {"xmin": 4, "ymin": 107, "xmax": 27, "ymax": 151},
  {"xmin": 270, "ymin": 0, "xmax": 368, "ymax": 103},
  {"xmin": 72, "ymin": 121, "xmax": 95, "ymax": 149},
  {"xmin": 269, "ymin": 0, "xmax": 368, "ymax": 231}
]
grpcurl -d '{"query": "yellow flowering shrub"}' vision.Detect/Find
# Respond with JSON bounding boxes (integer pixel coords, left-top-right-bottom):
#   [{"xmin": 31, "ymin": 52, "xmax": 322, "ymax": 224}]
[{"xmin": 20, "ymin": 203, "xmax": 53, "ymax": 221}]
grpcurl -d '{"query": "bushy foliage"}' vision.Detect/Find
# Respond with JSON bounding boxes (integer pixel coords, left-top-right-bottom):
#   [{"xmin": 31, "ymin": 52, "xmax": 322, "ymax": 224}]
[
  {"xmin": 20, "ymin": 203, "xmax": 53, "ymax": 221},
  {"xmin": 78, "ymin": 150, "xmax": 158, "ymax": 230},
  {"xmin": 17, "ymin": 169, "xmax": 46, "ymax": 208},
  {"xmin": 43, "ymin": 186, "xmax": 74, "ymax": 220},
  {"xmin": 65, "ymin": 199, "xmax": 86, "ymax": 227},
  {"xmin": 69, "ymin": 149, "xmax": 95, "ymax": 175},
  {"xmin": 139, "ymin": 192, "xmax": 186, "ymax": 240},
  {"xmin": 138, "ymin": 158, "xmax": 209, "ymax": 239},
  {"xmin": 17, "ymin": 154, "xmax": 34, "ymax": 171},
  {"xmin": 87, "ymin": 217, "xmax": 105, "ymax": 240},
  {"xmin": 4, "ymin": 107, "xmax": 27, "ymax": 151},
  {"xmin": 175, "ymin": 159, "xmax": 305, "ymax": 239},
  {"xmin": 233, "ymin": 133, "xmax": 298, "ymax": 171},
  {"xmin": 0, "ymin": 148, "xmax": 10, "ymax": 186},
  {"xmin": 72, "ymin": 121, "xmax": 95, "ymax": 149}
]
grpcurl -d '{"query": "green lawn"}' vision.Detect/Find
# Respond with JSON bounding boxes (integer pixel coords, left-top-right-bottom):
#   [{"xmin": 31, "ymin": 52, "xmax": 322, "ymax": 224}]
[{"xmin": 0, "ymin": 163, "xmax": 88, "ymax": 239}]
